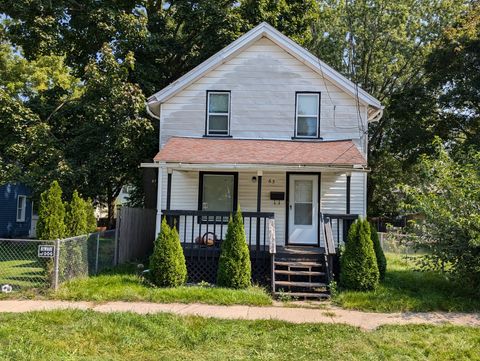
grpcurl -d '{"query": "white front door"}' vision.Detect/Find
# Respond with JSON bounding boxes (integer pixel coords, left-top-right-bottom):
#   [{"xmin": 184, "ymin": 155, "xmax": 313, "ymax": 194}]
[{"xmin": 288, "ymin": 174, "xmax": 318, "ymax": 245}]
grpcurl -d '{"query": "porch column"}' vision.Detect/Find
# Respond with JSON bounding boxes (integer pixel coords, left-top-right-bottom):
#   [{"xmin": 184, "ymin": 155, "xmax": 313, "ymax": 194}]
[
  {"xmin": 256, "ymin": 170, "xmax": 263, "ymax": 251},
  {"xmin": 346, "ymin": 172, "xmax": 351, "ymax": 214},
  {"xmin": 155, "ymin": 166, "xmax": 164, "ymax": 238},
  {"xmin": 166, "ymin": 168, "xmax": 172, "ymax": 210}
]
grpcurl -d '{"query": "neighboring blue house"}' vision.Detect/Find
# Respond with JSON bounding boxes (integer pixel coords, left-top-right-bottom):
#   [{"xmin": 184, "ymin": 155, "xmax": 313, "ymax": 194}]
[{"xmin": 0, "ymin": 183, "xmax": 34, "ymax": 238}]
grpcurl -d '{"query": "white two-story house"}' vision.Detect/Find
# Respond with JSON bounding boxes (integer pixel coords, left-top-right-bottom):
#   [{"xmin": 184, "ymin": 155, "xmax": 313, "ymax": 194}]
[{"xmin": 145, "ymin": 22, "xmax": 383, "ymax": 296}]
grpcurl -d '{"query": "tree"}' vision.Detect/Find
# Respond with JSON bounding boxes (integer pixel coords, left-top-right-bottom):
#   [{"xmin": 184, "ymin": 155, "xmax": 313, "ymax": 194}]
[
  {"xmin": 217, "ymin": 207, "xmax": 251, "ymax": 289},
  {"xmin": 149, "ymin": 218, "xmax": 187, "ymax": 287},
  {"xmin": 65, "ymin": 190, "xmax": 87, "ymax": 237},
  {"xmin": 340, "ymin": 218, "xmax": 379, "ymax": 291},
  {"xmin": 36, "ymin": 180, "xmax": 66, "ymax": 240},
  {"xmin": 370, "ymin": 226, "xmax": 387, "ymax": 281},
  {"xmin": 401, "ymin": 139, "xmax": 480, "ymax": 294},
  {"xmin": 84, "ymin": 198, "xmax": 97, "ymax": 233}
]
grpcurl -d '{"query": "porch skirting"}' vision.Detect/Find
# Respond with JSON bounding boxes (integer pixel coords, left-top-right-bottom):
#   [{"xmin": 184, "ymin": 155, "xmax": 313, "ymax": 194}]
[{"xmin": 182, "ymin": 245, "xmax": 271, "ymax": 286}]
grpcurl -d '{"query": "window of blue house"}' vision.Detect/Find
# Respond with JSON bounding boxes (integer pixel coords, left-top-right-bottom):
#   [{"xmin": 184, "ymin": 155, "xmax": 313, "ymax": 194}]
[{"xmin": 17, "ymin": 195, "xmax": 27, "ymax": 222}]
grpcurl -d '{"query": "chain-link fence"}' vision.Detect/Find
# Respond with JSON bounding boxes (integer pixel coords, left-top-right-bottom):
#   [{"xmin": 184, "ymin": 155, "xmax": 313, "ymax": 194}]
[{"xmin": 0, "ymin": 230, "xmax": 116, "ymax": 294}]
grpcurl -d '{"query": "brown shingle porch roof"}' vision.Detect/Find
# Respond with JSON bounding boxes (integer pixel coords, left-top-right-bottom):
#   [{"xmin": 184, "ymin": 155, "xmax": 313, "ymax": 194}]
[{"xmin": 154, "ymin": 137, "xmax": 367, "ymax": 166}]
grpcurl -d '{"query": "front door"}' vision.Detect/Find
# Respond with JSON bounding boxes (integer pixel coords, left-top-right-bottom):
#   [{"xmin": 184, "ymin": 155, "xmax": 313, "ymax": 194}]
[{"xmin": 288, "ymin": 174, "xmax": 318, "ymax": 245}]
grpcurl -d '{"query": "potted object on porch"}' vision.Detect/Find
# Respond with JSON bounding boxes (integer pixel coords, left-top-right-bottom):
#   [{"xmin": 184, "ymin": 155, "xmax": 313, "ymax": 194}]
[
  {"xmin": 150, "ymin": 218, "xmax": 187, "ymax": 287},
  {"xmin": 217, "ymin": 207, "xmax": 251, "ymax": 289}
]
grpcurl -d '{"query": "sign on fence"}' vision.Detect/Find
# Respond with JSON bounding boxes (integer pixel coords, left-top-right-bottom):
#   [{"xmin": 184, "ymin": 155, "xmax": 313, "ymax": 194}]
[{"xmin": 38, "ymin": 245, "xmax": 55, "ymax": 258}]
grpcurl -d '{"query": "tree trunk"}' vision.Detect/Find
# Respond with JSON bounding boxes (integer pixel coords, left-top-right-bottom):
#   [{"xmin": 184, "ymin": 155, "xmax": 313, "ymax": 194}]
[{"xmin": 107, "ymin": 194, "xmax": 115, "ymax": 229}]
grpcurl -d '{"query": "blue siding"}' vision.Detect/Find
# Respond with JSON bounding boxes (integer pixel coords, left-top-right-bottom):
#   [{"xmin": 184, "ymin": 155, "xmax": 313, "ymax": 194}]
[{"xmin": 0, "ymin": 183, "xmax": 33, "ymax": 238}]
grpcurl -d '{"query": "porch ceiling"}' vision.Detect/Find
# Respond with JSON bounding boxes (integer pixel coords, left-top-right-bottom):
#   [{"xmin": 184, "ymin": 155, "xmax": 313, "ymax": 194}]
[{"xmin": 153, "ymin": 137, "xmax": 367, "ymax": 167}]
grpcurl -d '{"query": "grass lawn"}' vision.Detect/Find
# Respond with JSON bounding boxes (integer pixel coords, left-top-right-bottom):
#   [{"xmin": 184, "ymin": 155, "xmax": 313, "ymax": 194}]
[
  {"xmin": 0, "ymin": 310, "xmax": 478, "ymax": 360},
  {"xmin": 333, "ymin": 253, "xmax": 480, "ymax": 312},
  {"xmin": 0, "ymin": 243, "xmax": 49, "ymax": 290},
  {"xmin": 53, "ymin": 265, "xmax": 272, "ymax": 306}
]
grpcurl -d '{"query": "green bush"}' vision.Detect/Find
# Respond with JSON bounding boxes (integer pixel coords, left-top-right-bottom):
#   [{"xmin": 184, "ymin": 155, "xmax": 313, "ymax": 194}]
[
  {"xmin": 37, "ymin": 180, "xmax": 66, "ymax": 240},
  {"xmin": 217, "ymin": 207, "xmax": 251, "ymax": 289},
  {"xmin": 84, "ymin": 198, "xmax": 97, "ymax": 233},
  {"xmin": 149, "ymin": 218, "xmax": 187, "ymax": 287},
  {"xmin": 370, "ymin": 226, "xmax": 387, "ymax": 281},
  {"xmin": 65, "ymin": 190, "xmax": 88, "ymax": 237},
  {"xmin": 340, "ymin": 218, "xmax": 379, "ymax": 291}
]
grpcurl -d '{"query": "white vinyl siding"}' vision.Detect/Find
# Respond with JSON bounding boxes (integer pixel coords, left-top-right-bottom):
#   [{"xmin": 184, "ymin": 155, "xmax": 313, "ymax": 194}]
[
  {"xmin": 16, "ymin": 195, "xmax": 27, "ymax": 222},
  {"xmin": 160, "ymin": 37, "xmax": 369, "ymax": 156}
]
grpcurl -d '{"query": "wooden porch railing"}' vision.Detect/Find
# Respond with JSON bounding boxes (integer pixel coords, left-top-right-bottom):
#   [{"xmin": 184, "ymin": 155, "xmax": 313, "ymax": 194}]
[
  {"xmin": 322, "ymin": 213, "xmax": 358, "ymax": 249},
  {"xmin": 162, "ymin": 210, "xmax": 275, "ymax": 255}
]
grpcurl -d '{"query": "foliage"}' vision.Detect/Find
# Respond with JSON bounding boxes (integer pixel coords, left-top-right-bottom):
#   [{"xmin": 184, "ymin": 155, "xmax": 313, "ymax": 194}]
[
  {"xmin": 370, "ymin": 226, "xmax": 387, "ymax": 281},
  {"xmin": 84, "ymin": 198, "xmax": 97, "ymax": 233},
  {"xmin": 217, "ymin": 208, "xmax": 252, "ymax": 289},
  {"xmin": 149, "ymin": 218, "xmax": 187, "ymax": 287},
  {"xmin": 340, "ymin": 219, "xmax": 379, "ymax": 291},
  {"xmin": 65, "ymin": 190, "xmax": 87, "ymax": 237},
  {"xmin": 334, "ymin": 253, "xmax": 480, "ymax": 312},
  {"xmin": 36, "ymin": 180, "xmax": 66, "ymax": 240},
  {"xmin": 400, "ymin": 140, "xmax": 480, "ymax": 294}
]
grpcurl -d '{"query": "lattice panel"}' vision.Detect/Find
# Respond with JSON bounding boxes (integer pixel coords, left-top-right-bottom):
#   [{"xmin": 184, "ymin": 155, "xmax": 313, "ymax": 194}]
[{"xmin": 185, "ymin": 255, "xmax": 271, "ymax": 286}]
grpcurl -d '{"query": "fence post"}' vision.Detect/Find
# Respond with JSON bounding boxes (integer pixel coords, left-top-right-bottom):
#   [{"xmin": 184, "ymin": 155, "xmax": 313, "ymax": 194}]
[
  {"xmin": 114, "ymin": 209, "xmax": 121, "ymax": 266},
  {"xmin": 95, "ymin": 232, "xmax": 100, "ymax": 275},
  {"xmin": 54, "ymin": 239, "xmax": 60, "ymax": 290}
]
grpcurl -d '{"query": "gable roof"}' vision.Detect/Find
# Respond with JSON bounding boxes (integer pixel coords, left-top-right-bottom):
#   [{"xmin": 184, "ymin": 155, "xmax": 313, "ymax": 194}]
[{"xmin": 147, "ymin": 22, "xmax": 383, "ymax": 118}]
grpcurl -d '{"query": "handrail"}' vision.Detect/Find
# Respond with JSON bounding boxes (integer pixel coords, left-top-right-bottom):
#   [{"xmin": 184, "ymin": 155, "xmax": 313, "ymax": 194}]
[{"xmin": 162, "ymin": 210, "xmax": 274, "ymax": 218}]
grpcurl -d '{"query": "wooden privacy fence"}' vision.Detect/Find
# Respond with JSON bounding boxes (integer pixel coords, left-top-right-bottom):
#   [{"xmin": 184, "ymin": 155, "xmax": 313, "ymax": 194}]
[{"xmin": 116, "ymin": 207, "xmax": 156, "ymax": 263}]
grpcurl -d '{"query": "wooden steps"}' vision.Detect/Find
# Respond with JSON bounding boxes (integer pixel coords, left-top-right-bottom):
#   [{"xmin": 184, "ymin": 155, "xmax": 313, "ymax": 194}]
[{"xmin": 272, "ymin": 253, "xmax": 331, "ymax": 300}]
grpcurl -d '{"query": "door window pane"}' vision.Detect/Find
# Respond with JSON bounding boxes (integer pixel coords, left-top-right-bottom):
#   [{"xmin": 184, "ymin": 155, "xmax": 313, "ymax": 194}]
[
  {"xmin": 294, "ymin": 204, "xmax": 312, "ymax": 225},
  {"xmin": 202, "ymin": 174, "xmax": 234, "ymax": 212},
  {"xmin": 294, "ymin": 180, "xmax": 313, "ymax": 225}
]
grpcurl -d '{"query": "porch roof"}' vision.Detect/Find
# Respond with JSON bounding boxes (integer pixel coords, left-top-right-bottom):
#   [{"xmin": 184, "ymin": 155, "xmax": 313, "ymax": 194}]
[{"xmin": 153, "ymin": 137, "xmax": 367, "ymax": 167}]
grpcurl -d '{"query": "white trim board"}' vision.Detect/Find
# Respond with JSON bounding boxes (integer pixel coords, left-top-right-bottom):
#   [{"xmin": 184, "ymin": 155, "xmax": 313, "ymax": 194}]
[{"xmin": 147, "ymin": 22, "xmax": 383, "ymax": 119}]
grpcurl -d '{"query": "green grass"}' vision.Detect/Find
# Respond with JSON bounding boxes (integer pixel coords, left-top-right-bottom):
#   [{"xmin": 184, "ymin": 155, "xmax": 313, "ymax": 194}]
[
  {"xmin": 333, "ymin": 253, "xmax": 480, "ymax": 312},
  {"xmin": 0, "ymin": 310, "xmax": 478, "ymax": 360},
  {"xmin": 53, "ymin": 265, "xmax": 272, "ymax": 306},
  {"xmin": 0, "ymin": 243, "xmax": 49, "ymax": 290}
]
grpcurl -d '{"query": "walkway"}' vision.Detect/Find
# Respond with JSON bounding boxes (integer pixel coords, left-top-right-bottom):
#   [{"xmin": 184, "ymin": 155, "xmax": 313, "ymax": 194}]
[{"xmin": 0, "ymin": 300, "xmax": 479, "ymax": 330}]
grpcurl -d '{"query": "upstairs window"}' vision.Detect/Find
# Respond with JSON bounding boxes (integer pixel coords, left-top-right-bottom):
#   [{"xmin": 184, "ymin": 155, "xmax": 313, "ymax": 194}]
[
  {"xmin": 295, "ymin": 93, "xmax": 320, "ymax": 138},
  {"xmin": 17, "ymin": 195, "xmax": 26, "ymax": 222},
  {"xmin": 206, "ymin": 91, "xmax": 230, "ymax": 136}
]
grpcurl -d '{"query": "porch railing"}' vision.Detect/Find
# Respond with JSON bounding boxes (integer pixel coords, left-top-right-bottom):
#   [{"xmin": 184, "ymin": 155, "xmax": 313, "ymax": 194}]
[
  {"xmin": 322, "ymin": 213, "xmax": 358, "ymax": 248},
  {"xmin": 162, "ymin": 210, "xmax": 275, "ymax": 255}
]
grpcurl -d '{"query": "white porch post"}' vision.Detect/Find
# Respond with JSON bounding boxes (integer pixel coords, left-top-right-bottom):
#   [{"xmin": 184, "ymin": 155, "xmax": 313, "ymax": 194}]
[{"xmin": 155, "ymin": 165, "xmax": 164, "ymax": 238}]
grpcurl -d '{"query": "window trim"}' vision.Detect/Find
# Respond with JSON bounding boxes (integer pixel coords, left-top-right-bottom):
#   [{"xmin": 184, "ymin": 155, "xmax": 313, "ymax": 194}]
[
  {"xmin": 205, "ymin": 90, "xmax": 231, "ymax": 137},
  {"xmin": 294, "ymin": 91, "xmax": 321, "ymax": 139},
  {"xmin": 198, "ymin": 171, "xmax": 238, "ymax": 223},
  {"xmin": 16, "ymin": 195, "xmax": 27, "ymax": 222}
]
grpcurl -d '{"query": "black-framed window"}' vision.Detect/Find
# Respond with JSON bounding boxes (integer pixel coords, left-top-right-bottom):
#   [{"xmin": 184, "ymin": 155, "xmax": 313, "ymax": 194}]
[
  {"xmin": 198, "ymin": 172, "xmax": 238, "ymax": 217},
  {"xmin": 206, "ymin": 91, "xmax": 230, "ymax": 136},
  {"xmin": 295, "ymin": 92, "xmax": 320, "ymax": 138}
]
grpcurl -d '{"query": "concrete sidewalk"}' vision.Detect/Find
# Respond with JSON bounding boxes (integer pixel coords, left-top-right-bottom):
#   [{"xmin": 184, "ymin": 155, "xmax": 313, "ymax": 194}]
[{"xmin": 0, "ymin": 300, "xmax": 479, "ymax": 330}]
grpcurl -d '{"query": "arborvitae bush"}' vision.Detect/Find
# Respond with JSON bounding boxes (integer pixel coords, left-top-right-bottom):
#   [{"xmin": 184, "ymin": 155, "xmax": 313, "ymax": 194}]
[
  {"xmin": 84, "ymin": 198, "xmax": 97, "ymax": 233},
  {"xmin": 340, "ymin": 218, "xmax": 379, "ymax": 291},
  {"xmin": 217, "ymin": 207, "xmax": 251, "ymax": 289},
  {"xmin": 65, "ymin": 190, "xmax": 88, "ymax": 237},
  {"xmin": 37, "ymin": 180, "xmax": 66, "ymax": 240},
  {"xmin": 370, "ymin": 226, "xmax": 387, "ymax": 281},
  {"xmin": 149, "ymin": 218, "xmax": 187, "ymax": 287}
]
